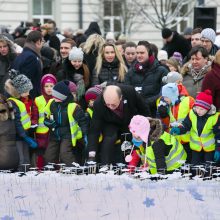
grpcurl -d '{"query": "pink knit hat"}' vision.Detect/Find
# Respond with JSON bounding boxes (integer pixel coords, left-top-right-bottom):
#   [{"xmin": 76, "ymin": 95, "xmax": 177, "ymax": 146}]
[
  {"xmin": 67, "ymin": 81, "xmax": 77, "ymax": 93},
  {"xmin": 129, "ymin": 115, "xmax": 150, "ymax": 144},
  {"xmin": 41, "ymin": 74, "xmax": 57, "ymax": 86},
  {"xmin": 40, "ymin": 74, "xmax": 57, "ymax": 95}
]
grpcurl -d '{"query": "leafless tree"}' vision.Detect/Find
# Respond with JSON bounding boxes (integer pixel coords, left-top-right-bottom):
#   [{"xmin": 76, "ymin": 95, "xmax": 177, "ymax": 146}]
[
  {"xmin": 133, "ymin": 0, "xmax": 197, "ymax": 29},
  {"xmin": 120, "ymin": 0, "xmax": 143, "ymax": 36},
  {"xmin": 88, "ymin": 0, "xmax": 142, "ymax": 37}
]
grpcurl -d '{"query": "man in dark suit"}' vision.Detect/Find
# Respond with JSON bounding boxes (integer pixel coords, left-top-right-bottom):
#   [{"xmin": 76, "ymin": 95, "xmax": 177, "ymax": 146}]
[{"xmin": 87, "ymin": 84, "xmax": 151, "ymax": 165}]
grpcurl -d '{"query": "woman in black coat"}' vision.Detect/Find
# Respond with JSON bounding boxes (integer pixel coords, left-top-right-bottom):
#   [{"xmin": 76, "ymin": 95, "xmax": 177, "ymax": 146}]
[
  {"xmin": 0, "ymin": 36, "xmax": 17, "ymax": 93},
  {"xmin": 91, "ymin": 43, "xmax": 127, "ymax": 86}
]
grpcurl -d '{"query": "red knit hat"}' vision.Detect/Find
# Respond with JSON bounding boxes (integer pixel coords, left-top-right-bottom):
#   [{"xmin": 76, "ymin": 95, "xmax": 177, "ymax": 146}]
[
  {"xmin": 194, "ymin": 90, "xmax": 213, "ymax": 110},
  {"xmin": 85, "ymin": 85, "xmax": 102, "ymax": 103}
]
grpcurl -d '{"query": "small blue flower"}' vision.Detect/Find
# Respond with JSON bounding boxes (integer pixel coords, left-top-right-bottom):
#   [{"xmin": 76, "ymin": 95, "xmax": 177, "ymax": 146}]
[
  {"xmin": 143, "ymin": 197, "xmax": 155, "ymax": 207},
  {"xmin": 1, "ymin": 215, "xmax": 14, "ymax": 220}
]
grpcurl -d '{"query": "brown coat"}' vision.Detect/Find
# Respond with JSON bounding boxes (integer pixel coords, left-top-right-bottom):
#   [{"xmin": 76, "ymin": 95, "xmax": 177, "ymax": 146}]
[{"xmin": 0, "ymin": 95, "xmax": 19, "ymax": 170}]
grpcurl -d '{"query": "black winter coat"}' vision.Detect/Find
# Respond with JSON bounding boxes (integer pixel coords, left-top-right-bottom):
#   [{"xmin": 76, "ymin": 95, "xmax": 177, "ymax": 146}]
[
  {"xmin": 162, "ymin": 31, "xmax": 191, "ymax": 58},
  {"xmin": 125, "ymin": 59, "xmax": 168, "ymax": 105},
  {"xmin": 44, "ymin": 96, "xmax": 88, "ymax": 140},
  {"xmin": 0, "ymin": 53, "xmax": 16, "ymax": 93},
  {"xmin": 12, "ymin": 47, "xmax": 42, "ymax": 99},
  {"xmin": 91, "ymin": 59, "xmax": 124, "ymax": 85},
  {"xmin": 88, "ymin": 85, "xmax": 151, "ymax": 150}
]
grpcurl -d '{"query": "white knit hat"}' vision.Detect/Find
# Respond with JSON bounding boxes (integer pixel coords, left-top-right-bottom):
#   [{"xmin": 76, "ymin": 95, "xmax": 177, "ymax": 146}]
[
  {"xmin": 68, "ymin": 47, "xmax": 84, "ymax": 61},
  {"xmin": 201, "ymin": 28, "xmax": 216, "ymax": 44},
  {"xmin": 158, "ymin": 50, "xmax": 168, "ymax": 61}
]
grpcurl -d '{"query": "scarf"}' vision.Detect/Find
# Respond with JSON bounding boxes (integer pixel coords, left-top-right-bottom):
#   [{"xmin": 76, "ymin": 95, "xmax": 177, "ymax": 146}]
[
  {"xmin": 134, "ymin": 55, "xmax": 155, "ymax": 73},
  {"xmin": 189, "ymin": 63, "xmax": 211, "ymax": 83}
]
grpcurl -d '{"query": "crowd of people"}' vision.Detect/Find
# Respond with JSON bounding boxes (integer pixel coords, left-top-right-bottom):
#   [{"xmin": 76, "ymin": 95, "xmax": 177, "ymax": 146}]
[{"xmin": 0, "ymin": 20, "xmax": 220, "ymax": 176}]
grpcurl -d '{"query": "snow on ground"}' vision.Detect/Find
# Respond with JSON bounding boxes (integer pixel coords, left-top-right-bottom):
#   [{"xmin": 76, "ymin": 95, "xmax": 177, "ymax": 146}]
[{"xmin": 0, "ymin": 171, "xmax": 220, "ymax": 220}]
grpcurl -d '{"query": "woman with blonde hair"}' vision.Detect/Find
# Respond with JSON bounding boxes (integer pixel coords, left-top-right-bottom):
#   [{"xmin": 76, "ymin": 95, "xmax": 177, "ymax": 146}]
[
  {"xmin": 83, "ymin": 34, "xmax": 105, "ymax": 73},
  {"xmin": 92, "ymin": 42, "xmax": 127, "ymax": 85}
]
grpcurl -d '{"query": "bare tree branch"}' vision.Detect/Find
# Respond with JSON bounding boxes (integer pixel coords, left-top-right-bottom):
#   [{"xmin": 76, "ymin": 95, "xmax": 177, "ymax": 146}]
[{"xmin": 134, "ymin": 0, "xmax": 197, "ymax": 29}]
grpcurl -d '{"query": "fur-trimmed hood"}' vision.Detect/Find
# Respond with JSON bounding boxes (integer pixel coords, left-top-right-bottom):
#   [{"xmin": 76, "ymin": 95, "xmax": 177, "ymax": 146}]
[
  {"xmin": 193, "ymin": 104, "xmax": 217, "ymax": 116},
  {"xmin": 148, "ymin": 118, "xmax": 163, "ymax": 142},
  {"xmin": 181, "ymin": 56, "xmax": 213, "ymax": 76},
  {"xmin": 4, "ymin": 79, "xmax": 20, "ymax": 98},
  {"xmin": 0, "ymin": 94, "xmax": 15, "ymax": 121}
]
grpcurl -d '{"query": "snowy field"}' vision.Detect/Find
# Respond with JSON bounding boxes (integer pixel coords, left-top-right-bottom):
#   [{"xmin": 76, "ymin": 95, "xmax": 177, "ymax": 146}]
[{"xmin": 0, "ymin": 170, "xmax": 220, "ymax": 220}]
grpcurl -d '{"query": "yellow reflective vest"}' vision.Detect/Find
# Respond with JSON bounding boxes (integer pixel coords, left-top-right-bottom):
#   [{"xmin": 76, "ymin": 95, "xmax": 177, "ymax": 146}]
[
  {"xmin": 35, "ymin": 95, "xmax": 49, "ymax": 134},
  {"xmin": 169, "ymin": 96, "xmax": 192, "ymax": 143},
  {"xmin": 189, "ymin": 110, "xmax": 219, "ymax": 152},
  {"xmin": 7, "ymin": 97, "xmax": 31, "ymax": 130},
  {"xmin": 86, "ymin": 107, "xmax": 93, "ymax": 118},
  {"xmin": 146, "ymin": 132, "xmax": 186, "ymax": 174},
  {"xmin": 44, "ymin": 99, "xmax": 82, "ymax": 147}
]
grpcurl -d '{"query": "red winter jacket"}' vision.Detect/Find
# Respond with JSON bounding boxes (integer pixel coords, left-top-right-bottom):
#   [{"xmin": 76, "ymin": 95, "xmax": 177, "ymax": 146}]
[{"xmin": 202, "ymin": 62, "xmax": 220, "ymax": 111}]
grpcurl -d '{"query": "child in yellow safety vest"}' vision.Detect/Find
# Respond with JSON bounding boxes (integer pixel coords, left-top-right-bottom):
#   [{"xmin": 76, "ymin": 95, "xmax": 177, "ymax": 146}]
[
  {"xmin": 128, "ymin": 115, "xmax": 186, "ymax": 174},
  {"xmin": 5, "ymin": 69, "xmax": 37, "ymax": 171},
  {"xmin": 43, "ymin": 80, "xmax": 88, "ymax": 166},
  {"xmin": 170, "ymin": 90, "xmax": 220, "ymax": 165},
  {"xmin": 31, "ymin": 74, "xmax": 57, "ymax": 169},
  {"xmin": 157, "ymin": 83, "xmax": 194, "ymax": 163}
]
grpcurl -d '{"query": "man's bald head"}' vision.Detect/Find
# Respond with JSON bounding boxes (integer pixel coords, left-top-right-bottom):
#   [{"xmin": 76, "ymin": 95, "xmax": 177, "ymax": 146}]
[{"xmin": 103, "ymin": 85, "xmax": 122, "ymax": 110}]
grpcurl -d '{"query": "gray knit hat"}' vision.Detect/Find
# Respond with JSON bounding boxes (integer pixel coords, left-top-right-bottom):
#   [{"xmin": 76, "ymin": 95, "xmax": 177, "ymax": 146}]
[
  {"xmin": 9, "ymin": 69, "xmax": 33, "ymax": 94},
  {"xmin": 69, "ymin": 46, "xmax": 84, "ymax": 61},
  {"xmin": 162, "ymin": 71, "xmax": 183, "ymax": 84},
  {"xmin": 201, "ymin": 28, "xmax": 216, "ymax": 44}
]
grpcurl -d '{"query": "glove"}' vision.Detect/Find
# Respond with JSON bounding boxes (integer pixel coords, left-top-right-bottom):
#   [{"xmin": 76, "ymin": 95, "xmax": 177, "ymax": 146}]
[
  {"xmin": 24, "ymin": 136, "xmax": 38, "ymax": 148},
  {"xmin": 214, "ymin": 150, "xmax": 220, "ymax": 162},
  {"xmin": 84, "ymin": 135, "xmax": 88, "ymax": 147},
  {"xmin": 158, "ymin": 105, "xmax": 169, "ymax": 118},
  {"xmin": 170, "ymin": 127, "xmax": 180, "ymax": 135},
  {"xmin": 44, "ymin": 118, "xmax": 58, "ymax": 130}
]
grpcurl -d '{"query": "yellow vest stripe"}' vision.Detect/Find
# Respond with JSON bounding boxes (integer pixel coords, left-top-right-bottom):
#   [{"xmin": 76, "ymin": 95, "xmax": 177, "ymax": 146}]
[
  {"xmin": 44, "ymin": 100, "xmax": 82, "ymax": 147},
  {"xmin": 189, "ymin": 110, "xmax": 219, "ymax": 152},
  {"xmin": 7, "ymin": 97, "xmax": 31, "ymax": 130},
  {"xmin": 166, "ymin": 148, "xmax": 185, "ymax": 169},
  {"xmin": 146, "ymin": 132, "xmax": 186, "ymax": 174},
  {"xmin": 35, "ymin": 95, "xmax": 49, "ymax": 134}
]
